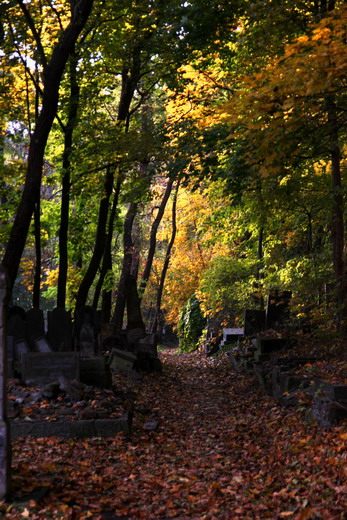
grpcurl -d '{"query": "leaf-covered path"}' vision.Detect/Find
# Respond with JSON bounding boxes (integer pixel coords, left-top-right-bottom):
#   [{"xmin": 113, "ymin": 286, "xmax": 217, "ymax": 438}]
[{"xmin": 3, "ymin": 349, "xmax": 347, "ymax": 519}]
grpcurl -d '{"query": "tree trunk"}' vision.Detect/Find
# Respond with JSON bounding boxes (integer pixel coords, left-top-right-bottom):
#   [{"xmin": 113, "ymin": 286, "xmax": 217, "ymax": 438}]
[
  {"xmin": 1, "ymin": 0, "xmax": 95, "ymax": 301},
  {"xmin": 139, "ymin": 177, "xmax": 174, "ymax": 300},
  {"xmin": 57, "ymin": 51, "xmax": 80, "ymax": 309},
  {"xmin": 112, "ymin": 202, "xmax": 138, "ymax": 331},
  {"xmin": 32, "ymin": 201, "xmax": 41, "ymax": 308},
  {"xmin": 75, "ymin": 165, "xmax": 114, "ymax": 309},
  {"xmin": 93, "ymin": 178, "xmax": 121, "ymax": 318},
  {"xmin": 151, "ymin": 180, "xmax": 180, "ymax": 333},
  {"xmin": 326, "ymin": 95, "xmax": 346, "ymax": 324}
]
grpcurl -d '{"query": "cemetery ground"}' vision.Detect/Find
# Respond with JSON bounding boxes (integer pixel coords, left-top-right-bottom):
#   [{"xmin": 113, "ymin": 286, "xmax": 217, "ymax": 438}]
[{"xmin": 1, "ymin": 343, "xmax": 347, "ymax": 520}]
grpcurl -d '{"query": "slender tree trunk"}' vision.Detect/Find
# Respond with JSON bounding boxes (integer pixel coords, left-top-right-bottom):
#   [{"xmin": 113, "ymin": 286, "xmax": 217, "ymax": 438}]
[
  {"xmin": 1, "ymin": 0, "xmax": 95, "ymax": 302},
  {"xmin": 112, "ymin": 202, "xmax": 138, "ymax": 330},
  {"xmin": 139, "ymin": 177, "xmax": 174, "ymax": 300},
  {"xmin": 32, "ymin": 201, "xmax": 41, "ymax": 308},
  {"xmin": 326, "ymin": 96, "xmax": 346, "ymax": 324},
  {"xmin": 75, "ymin": 165, "xmax": 114, "ymax": 309},
  {"xmin": 151, "ymin": 180, "xmax": 180, "ymax": 334},
  {"xmin": 57, "ymin": 51, "xmax": 80, "ymax": 308},
  {"xmin": 93, "ymin": 178, "xmax": 121, "ymax": 317}
]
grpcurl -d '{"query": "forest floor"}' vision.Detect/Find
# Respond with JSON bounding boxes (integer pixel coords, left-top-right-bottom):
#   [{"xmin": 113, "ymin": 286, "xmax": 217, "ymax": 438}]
[{"xmin": 1, "ymin": 347, "xmax": 347, "ymax": 520}]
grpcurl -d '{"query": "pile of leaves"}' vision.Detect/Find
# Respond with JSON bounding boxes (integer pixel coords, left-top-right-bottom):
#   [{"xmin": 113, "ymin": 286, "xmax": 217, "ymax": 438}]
[
  {"xmin": 6, "ymin": 373, "xmax": 133, "ymax": 423},
  {"xmin": 1, "ymin": 348, "xmax": 346, "ymax": 519}
]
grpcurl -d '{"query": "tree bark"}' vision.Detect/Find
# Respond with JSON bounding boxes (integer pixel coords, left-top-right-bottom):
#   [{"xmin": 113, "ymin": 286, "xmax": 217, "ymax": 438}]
[
  {"xmin": 139, "ymin": 177, "xmax": 174, "ymax": 300},
  {"xmin": 326, "ymin": 95, "xmax": 346, "ymax": 322},
  {"xmin": 75, "ymin": 165, "xmax": 114, "ymax": 309},
  {"xmin": 57, "ymin": 51, "xmax": 80, "ymax": 309},
  {"xmin": 1, "ymin": 0, "xmax": 95, "ymax": 301},
  {"xmin": 93, "ymin": 178, "xmax": 121, "ymax": 317},
  {"xmin": 32, "ymin": 200, "xmax": 41, "ymax": 308},
  {"xmin": 151, "ymin": 180, "xmax": 180, "ymax": 333},
  {"xmin": 112, "ymin": 202, "xmax": 138, "ymax": 331}
]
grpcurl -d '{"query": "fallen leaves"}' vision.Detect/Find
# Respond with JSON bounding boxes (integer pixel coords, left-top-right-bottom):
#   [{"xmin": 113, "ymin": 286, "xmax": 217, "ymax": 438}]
[{"xmin": 3, "ymin": 348, "xmax": 347, "ymax": 519}]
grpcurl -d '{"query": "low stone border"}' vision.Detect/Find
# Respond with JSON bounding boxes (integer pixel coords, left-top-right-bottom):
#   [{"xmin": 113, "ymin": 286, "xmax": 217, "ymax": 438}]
[{"xmin": 10, "ymin": 413, "xmax": 132, "ymax": 439}]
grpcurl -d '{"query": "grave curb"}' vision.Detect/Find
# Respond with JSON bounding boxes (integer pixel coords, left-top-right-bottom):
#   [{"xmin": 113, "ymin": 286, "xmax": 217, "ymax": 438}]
[{"xmin": 10, "ymin": 413, "xmax": 131, "ymax": 439}]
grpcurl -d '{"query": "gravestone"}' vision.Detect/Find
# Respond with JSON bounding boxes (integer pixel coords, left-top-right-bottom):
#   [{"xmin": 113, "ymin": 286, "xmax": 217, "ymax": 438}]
[
  {"xmin": 220, "ymin": 328, "xmax": 244, "ymax": 347},
  {"xmin": 74, "ymin": 306, "xmax": 100, "ymax": 357},
  {"xmin": 20, "ymin": 352, "xmax": 80, "ymax": 386},
  {"xmin": 243, "ymin": 309, "xmax": 266, "ymax": 336},
  {"xmin": 26, "ymin": 308, "xmax": 51, "ymax": 352},
  {"xmin": 46, "ymin": 307, "xmax": 73, "ymax": 351},
  {"xmin": 266, "ymin": 290, "xmax": 292, "ymax": 329},
  {"xmin": 109, "ymin": 348, "xmax": 136, "ymax": 371},
  {"xmin": 0, "ymin": 266, "xmax": 10, "ymax": 498},
  {"xmin": 7, "ymin": 313, "xmax": 30, "ymax": 363}
]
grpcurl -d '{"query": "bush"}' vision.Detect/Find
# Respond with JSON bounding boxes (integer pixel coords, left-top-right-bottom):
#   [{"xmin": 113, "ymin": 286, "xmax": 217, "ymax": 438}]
[{"xmin": 177, "ymin": 295, "xmax": 206, "ymax": 352}]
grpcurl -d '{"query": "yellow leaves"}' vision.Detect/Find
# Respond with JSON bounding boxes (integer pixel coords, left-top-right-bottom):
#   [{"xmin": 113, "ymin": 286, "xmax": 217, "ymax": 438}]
[{"xmin": 165, "ymin": 63, "xmax": 226, "ymax": 138}]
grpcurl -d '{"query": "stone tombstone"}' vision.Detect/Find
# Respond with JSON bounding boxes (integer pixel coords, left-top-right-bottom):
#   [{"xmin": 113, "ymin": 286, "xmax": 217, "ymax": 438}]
[
  {"xmin": 243, "ymin": 309, "xmax": 266, "ymax": 336},
  {"xmin": 7, "ymin": 311, "xmax": 30, "ymax": 361},
  {"xmin": 74, "ymin": 306, "xmax": 100, "ymax": 357},
  {"xmin": 46, "ymin": 307, "xmax": 73, "ymax": 351},
  {"xmin": 266, "ymin": 290, "xmax": 292, "ymax": 329},
  {"xmin": 20, "ymin": 352, "xmax": 80, "ymax": 386},
  {"xmin": 0, "ymin": 266, "xmax": 10, "ymax": 498},
  {"xmin": 26, "ymin": 309, "xmax": 45, "ymax": 350}
]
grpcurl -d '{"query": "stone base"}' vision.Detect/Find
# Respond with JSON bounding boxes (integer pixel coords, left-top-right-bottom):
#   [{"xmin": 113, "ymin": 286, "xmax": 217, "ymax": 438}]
[{"xmin": 10, "ymin": 413, "xmax": 132, "ymax": 439}]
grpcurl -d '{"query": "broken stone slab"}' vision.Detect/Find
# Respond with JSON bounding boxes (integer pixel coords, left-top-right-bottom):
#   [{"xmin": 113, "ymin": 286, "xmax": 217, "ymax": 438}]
[
  {"xmin": 278, "ymin": 374, "xmax": 313, "ymax": 394},
  {"xmin": 313, "ymin": 380, "xmax": 347, "ymax": 403},
  {"xmin": 309, "ymin": 396, "xmax": 346, "ymax": 428},
  {"xmin": 10, "ymin": 413, "xmax": 132, "ymax": 439},
  {"xmin": 20, "ymin": 352, "xmax": 80, "ymax": 386},
  {"xmin": 109, "ymin": 348, "xmax": 136, "ymax": 372}
]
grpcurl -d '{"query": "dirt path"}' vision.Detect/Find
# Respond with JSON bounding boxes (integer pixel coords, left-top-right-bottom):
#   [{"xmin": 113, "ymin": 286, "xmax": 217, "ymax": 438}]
[{"xmin": 4, "ymin": 349, "xmax": 347, "ymax": 519}]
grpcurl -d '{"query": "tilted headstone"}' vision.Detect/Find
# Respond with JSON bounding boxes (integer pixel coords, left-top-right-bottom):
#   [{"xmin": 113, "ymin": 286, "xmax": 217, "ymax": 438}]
[
  {"xmin": 266, "ymin": 291, "xmax": 292, "ymax": 329},
  {"xmin": 0, "ymin": 266, "xmax": 11, "ymax": 498},
  {"xmin": 46, "ymin": 307, "xmax": 73, "ymax": 351},
  {"xmin": 108, "ymin": 348, "xmax": 136, "ymax": 371},
  {"xmin": 74, "ymin": 306, "xmax": 100, "ymax": 357},
  {"xmin": 243, "ymin": 309, "xmax": 266, "ymax": 336}
]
